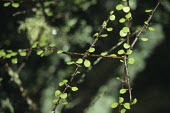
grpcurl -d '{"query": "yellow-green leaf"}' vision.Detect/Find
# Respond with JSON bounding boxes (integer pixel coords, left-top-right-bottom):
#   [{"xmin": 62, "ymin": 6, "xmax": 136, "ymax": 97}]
[
  {"xmin": 11, "ymin": 58, "xmax": 18, "ymax": 64},
  {"xmin": 55, "ymin": 90, "xmax": 61, "ymax": 96},
  {"xmin": 125, "ymin": 12, "xmax": 131, "ymax": 19},
  {"xmin": 123, "ymin": 6, "xmax": 130, "ymax": 13},
  {"xmin": 116, "ymin": 4, "xmax": 124, "ymax": 10},
  {"xmin": 132, "ymin": 98, "xmax": 137, "ymax": 104},
  {"xmin": 119, "ymin": 97, "xmax": 124, "ymax": 103},
  {"xmin": 88, "ymin": 47, "xmax": 95, "ymax": 53},
  {"xmin": 19, "ymin": 51, "xmax": 27, "ymax": 56},
  {"xmin": 71, "ymin": 87, "xmax": 78, "ymax": 91},
  {"xmin": 120, "ymin": 88, "xmax": 127, "ymax": 94},
  {"xmin": 121, "ymin": 108, "xmax": 126, "ymax": 113},
  {"xmin": 57, "ymin": 50, "xmax": 63, "ymax": 54},
  {"xmin": 100, "ymin": 34, "xmax": 108, "ymax": 38},
  {"xmin": 111, "ymin": 102, "xmax": 118, "ymax": 108},
  {"xmin": 119, "ymin": 18, "xmax": 126, "ymax": 23},
  {"xmin": 12, "ymin": 2, "xmax": 19, "ymax": 8},
  {"xmin": 123, "ymin": 43, "xmax": 130, "ymax": 49},
  {"xmin": 118, "ymin": 49, "xmax": 125, "ymax": 55},
  {"xmin": 128, "ymin": 58, "xmax": 135, "ymax": 64},
  {"xmin": 4, "ymin": 2, "xmax": 11, "ymax": 7},
  {"xmin": 119, "ymin": 30, "xmax": 127, "ymax": 37},
  {"xmin": 76, "ymin": 58, "xmax": 83, "ymax": 64},
  {"xmin": 140, "ymin": 37, "xmax": 149, "ymax": 41},
  {"xmin": 60, "ymin": 93, "xmax": 67, "ymax": 99},
  {"xmin": 110, "ymin": 15, "xmax": 115, "ymax": 21},
  {"xmin": 84, "ymin": 59, "xmax": 91, "ymax": 67},
  {"xmin": 101, "ymin": 51, "xmax": 107, "ymax": 56},
  {"xmin": 107, "ymin": 28, "xmax": 113, "ymax": 31},
  {"xmin": 123, "ymin": 103, "xmax": 131, "ymax": 109}
]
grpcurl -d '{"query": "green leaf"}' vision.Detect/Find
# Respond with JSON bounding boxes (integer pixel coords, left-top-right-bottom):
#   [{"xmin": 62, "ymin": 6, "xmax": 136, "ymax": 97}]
[
  {"xmin": 57, "ymin": 50, "xmax": 63, "ymax": 54},
  {"xmin": 121, "ymin": 108, "xmax": 126, "ymax": 113},
  {"xmin": 123, "ymin": 6, "xmax": 130, "ymax": 13},
  {"xmin": 144, "ymin": 21, "xmax": 148, "ymax": 26},
  {"xmin": 93, "ymin": 32, "xmax": 99, "ymax": 37},
  {"xmin": 119, "ymin": 30, "xmax": 127, "ymax": 37},
  {"xmin": 88, "ymin": 47, "xmax": 95, "ymax": 53},
  {"xmin": 119, "ymin": 18, "xmax": 126, "ymax": 23},
  {"xmin": 84, "ymin": 59, "xmax": 91, "ymax": 67},
  {"xmin": 59, "ymin": 82, "xmax": 64, "ymax": 86},
  {"xmin": 11, "ymin": 58, "xmax": 18, "ymax": 64},
  {"xmin": 111, "ymin": 102, "xmax": 119, "ymax": 108},
  {"xmin": 0, "ymin": 50, "xmax": 6, "ymax": 57},
  {"xmin": 116, "ymin": 4, "xmax": 124, "ymax": 10},
  {"xmin": 60, "ymin": 93, "xmax": 67, "ymax": 99},
  {"xmin": 125, "ymin": 12, "xmax": 131, "ymax": 19},
  {"xmin": 123, "ymin": 103, "xmax": 131, "ymax": 109},
  {"xmin": 62, "ymin": 101, "xmax": 68, "ymax": 105},
  {"xmin": 132, "ymin": 98, "xmax": 137, "ymax": 104},
  {"xmin": 49, "ymin": 43, "xmax": 56, "ymax": 47},
  {"xmin": 4, "ymin": 2, "xmax": 11, "ymax": 7},
  {"xmin": 63, "ymin": 79, "xmax": 68, "ymax": 83},
  {"xmin": 145, "ymin": 9, "xmax": 152, "ymax": 13},
  {"xmin": 107, "ymin": 28, "xmax": 113, "ymax": 31},
  {"xmin": 109, "ymin": 54, "xmax": 117, "ymax": 57},
  {"xmin": 119, "ymin": 88, "xmax": 127, "ymax": 94},
  {"xmin": 55, "ymin": 90, "xmax": 61, "ymax": 96},
  {"xmin": 110, "ymin": 15, "xmax": 115, "ymax": 21},
  {"xmin": 100, "ymin": 34, "xmax": 108, "ymax": 38},
  {"xmin": 11, "ymin": 52, "xmax": 18, "ymax": 56},
  {"xmin": 12, "ymin": 2, "xmax": 19, "ymax": 8},
  {"xmin": 122, "ymin": 27, "xmax": 130, "ymax": 33},
  {"xmin": 128, "ymin": 58, "xmax": 135, "ymax": 64},
  {"xmin": 53, "ymin": 99, "xmax": 59, "ymax": 104},
  {"xmin": 140, "ymin": 37, "xmax": 149, "ymax": 41},
  {"xmin": 110, "ymin": 11, "xmax": 114, "ymax": 15},
  {"xmin": 118, "ymin": 50, "xmax": 125, "ymax": 55},
  {"xmin": 119, "ymin": 97, "xmax": 124, "ymax": 103},
  {"xmin": 32, "ymin": 42, "xmax": 38, "ymax": 48},
  {"xmin": 148, "ymin": 27, "xmax": 155, "ymax": 31},
  {"xmin": 37, "ymin": 50, "xmax": 43, "ymax": 55},
  {"xmin": 123, "ymin": 43, "xmax": 130, "ymax": 49},
  {"xmin": 126, "ymin": 49, "xmax": 133, "ymax": 55},
  {"xmin": 71, "ymin": 87, "xmax": 78, "ymax": 91},
  {"xmin": 101, "ymin": 51, "xmax": 107, "ymax": 56},
  {"xmin": 67, "ymin": 61, "xmax": 75, "ymax": 65},
  {"xmin": 19, "ymin": 51, "xmax": 27, "ymax": 56},
  {"xmin": 76, "ymin": 58, "xmax": 83, "ymax": 64},
  {"xmin": 6, "ymin": 54, "xmax": 11, "ymax": 58}
]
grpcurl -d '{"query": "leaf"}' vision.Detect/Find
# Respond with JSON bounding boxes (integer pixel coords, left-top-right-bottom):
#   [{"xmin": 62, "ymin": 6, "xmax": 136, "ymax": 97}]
[
  {"xmin": 122, "ymin": 27, "xmax": 130, "ymax": 33},
  {"xmin": 128, "ymin": 58, "xmax": 135, "ymax": 64},
  {"xmin": 125, "ymin": 12, "xmax": 131, "ymax": 19},
  {"xmin": 107, "ymin": 28, "xmax": 113, "ymax": 31},
  {"xmin": 109, "ymin": 54, "xmax": 117, "ymax": 57},
  {"xmin": 55, "ymin": 90, "xmax": 61, "ymax": 96},
  {"xmin": 123, "ymin": 43, "xmax": 130, "ymax": 49},
  {"xmin": 60, "ymin": 93, "xmax": 67, "ymax": 99},
  {"xmin": 11, "ymin": 58, "xmax": 18, "ymax": 64},
  {"xmin": 62, "ymin": 101, "xmax": 68, "ymax": 105},
  {"xmin": 37, "ymin": 50, "xmax": 43, "ymax": 55},
  {"xmin": 76, "ymin": 58, "xmax": 83, "ymax": 64},
  {"xmin": 123, "ymin": 6, "xmax": 130, "ymax": 13},
  {"xmin": 67, "ymin": 61, "xmax": 75, "ymax": 65},
  {"xmin": 118, "ymin": 50, "xmax": 125, "ymax": 55},
  {"xmin": 119, "ymin": 88, "xmax": 127, "ymax": 94},
  {"xmin": 119, "ymin": 30, "xmax": 127, "ymax": 37},
  {"xmin": 12, "ymin": 2, "xmax": 19, "ymax": 8},
  {"xmin": 148, "ymin": 27, "xmax": 155, "ymax": 31},
  {"xmin": 88, "ymin": 47, "xmax": 95, "ymax": 53},
  {"xmin": 121, "ymin": 108, "xmax": 126, "ymax": 113},
  {"xmin": 116, "ymin": 4, "xmax": 124, "ymax": 10},
  {"xmin": 57, "ymin": 50, "xmax": 63, "ymax": 54},
  {"xmin": 63, "ymin": 79, "xmax": 68, "ymax": 83},
  {"xmin": 145, "ymin": 9, "xmax": 152, "ymax": 13},
  {"xmin": 53, "ymin": 99, "xmax": 58, "ymax": 104},
  {"xmin": 111, "ymin": 102, "xmax": 118, "ymax": 108},
  {"xmin": 84, "ymin": 59, "xmax": 91, "ymax": 67},
  {"xmin": 119, "ymin": 97, "xmax": 124, "ymax": 103},
  {"xmin": 19, "ymin": 51, "xmax": 27, "ymax": 56},
  {"xmin": 144, "ymin": 21, "xmax": 148, "ymax": 26},
  {"xmin": 11, "ymin": 52, "xmax": 17, "ymax": 56},
  {"xmin": 140, "ymin": 37, "xmax": 149, "ymax": 41},
  {"xmin": 6, "ymin": 54, "xmax": 11, "ymax": 58},
  {"xmin": 59, "ymin": 82, "xmax": 64, "ymax": 86},
  {"xmin": 132, "ymin": 98, "xmax": 137, "ymax": 104},
  {"xmin": 93, "ymin": 32, "xmax": 99, "ymax": 37},
  {"xmin": 119, "ymin": 18, "xmax": 126, "ymax": 23},
  {"xmin": 126, "ymin": 49, "xmax": 133, "ymax": 55},
  {"xmin": 110, "ymin": 15, "xmax": 115, "ymax": 21},
  {"xmin": 101, "ymin": 51, "xmax": 107, "ymax": 56},
  {"xmin": 49, "ymin": 43, "xmax": 56, "ymax": 47},
  {"xmin": 0, "ymin": 50, "xmax": 6, "ymax": 57},
  {"xmin": 71, "ymin": 87, "xmax": 78, "ymax": 91},
  {"xmin": 123, "ymin": 103, "xmax": 131, "ymax": 109},
  {"xmin": 110, "ymin": 11, "xmax": 114, "ymax": 15},
  {"xmin": 100, "ymin": 34, "xmax": 108, "ymax": 38},
  {"xmin": 4, "ymin": 2, "xmax": 11, "ymax": 7},
  {"xmin": 32, "ymin": 42, "xmax": 38, "ymax": 48}
]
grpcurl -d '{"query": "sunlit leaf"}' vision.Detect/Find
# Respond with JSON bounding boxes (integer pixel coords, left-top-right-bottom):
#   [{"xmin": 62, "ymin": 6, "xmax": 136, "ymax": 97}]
[
  {"xmin": 12, "ymin": 2, "xmax": 19, "ymax": 8},
  {"xmin": 53, "ymin": 99, "xmax": 58, "ymax": 104},
  {"xmin": 107, "ymin": 27, "xmax": 113, "ymax": 31},
  {"xmin": 110, "ymin": 15, "xmax": 115, "ymax": 21},
  {"xmin": 55, "ymin": 90, "xmax": 61, "ymax": 96},
  {"xmin": 148, "ymin": 27, "xmax": 155, "ymax": 31},
  {"xmin": 109, "ymin": 54, "xmax": 117, "ymax": 57},
  {"xmin": 93, "ymin": 32, "xmax": 99, "ymax": 37},
  {"xmin": 88, "ymin": 47, "xmax": 95, "ymax": 53},
  {"xmin": 122, "ymin": 27, "xmax": 130, "ymax": 33},
  {"xmin": 11, "ymin": 58, "xmax": 18, "ymax": 64},
  {"xmin": 57, "ymin": 50, "xmax": 63, "ymax": 54},
  {"xmin": 118, "ymin": 49, "xmax": 125, "ymax": 55},
  {"xmin": 123, "ymin": 43, "xmax": 130, "ymax": 49},
  {"xmin": 76, "ymin": 58, "xmax": 83, "ymax": 64},
  {"xmin": 121, "ymin": 108, "xmax": 126, "ymax": 113},
  {"xmin": 59, "ymin": 82, "xmax": 64, "ymax": 86},
  {"xmin": 132, "ymin": 98, "xmax": 137, "ymax": 104},
  {"xmin": 125, "ymin": 12, "xmax": 131, "ymax": 19},
  {"xmin": 60, "ymin": 93, "xmax": 67, "ymax": 99},
  {"xmin": 140, "ymin": 37, "xmax": 149, "ymax": 41},
  {"xmin": 110, "ymin": 11, "xmax": 114, "ymax": 15},
  {"xmin": 67, "ymin": 61, "xmax": 75, "ymax": 65},
  {"xmin": 63, "ymin": 79, "xmax": 68, "ymax": 83},
  {"xmin": 49, "ymin": 43, "xmax": 56, "ymax": 47},
  {"xmin": 123, "ymin": 103, "xmax": 131, "ymax": 109},
  {"xmin": 119, "ymin": 97, "xmax": 124, "ymax": 103},
  {"xmin": 100, "ymin": 34, "xmax": 108, "ymax": 38},
  {"xmin": 4, "ymin": 2, "xmax": 11, "ymax": 7},
  {"xmin": 71, "ymin": 87, "xmax": 78, "ymax": 91},
  {"xmin": 123, "ymin": 6, "xmax": 130, "ymax": 13},
  {"xmin": 0, "ymin": 50, "xmax": 6, "ymax": 57},
  {"xmin": 84, "ymin": 59, "xmax": 91, "ymax": 67},
  {"xmin": 119, "ymin": 88, "xmax": 127, "ymax": 94},
  {"xmin": 128, "ymin": 58, "xmax": 135, "ymax": 64},
  {"xmin": 145, "ymin": 9, "xmax": 152, "ymax": 13},
  {"xmin": 126, "ymin": 49, "xmax": 133, "ymax": 55},
  {"xmin": 101, "ymin": 51, "xmax": 107, "ymax": 56},
  {"xmin": 119, "ymin": 30, "xmax": 127, "ymax": 37},
  {"xmin": 119, "ymin": 18, "xmax": 126, "ymax": 23},
  {"xmin": 111, "ymin": 102, "xmax": 119, "ymax": 108},
  {"xmin": 19, "ymin": 51, "xmax": 27, "ymax": 56},
  {"xmin": 62, "ymin": 101, "xmax": 68, "ymax": 105},
  {"xmin": 116, "ymin": 4, "xmax": 124, "ymax": 10}
]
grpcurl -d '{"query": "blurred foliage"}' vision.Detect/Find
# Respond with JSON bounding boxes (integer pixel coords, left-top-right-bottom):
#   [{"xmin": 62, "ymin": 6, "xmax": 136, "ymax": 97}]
[{"xmin": 0, "ymin": 0, "xmax": 170, "ymax": 113}]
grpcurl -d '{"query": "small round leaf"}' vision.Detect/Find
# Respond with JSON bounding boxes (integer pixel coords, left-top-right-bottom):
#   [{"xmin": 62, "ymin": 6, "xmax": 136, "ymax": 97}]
[
  {"xmin": 88, "ymin": 47, "xmax": 95, "ymax": 53},
  {"xmin": 101, "ymin": 51, "xmax": 107, "ymax": 56},
  {"xmin": 11, "ymin": 58, "xmax": 18, "ymax": 64},
  {"xmin": 107, "ymin": 28, "xmax": 113, "ymax": 31},
  {"xmin": 110, "ymin": 15, "xmax": 115, "ymax": 21},
  {"xmin": 123, "ymin": 6, "xmax": 130, "ymax": 13},
  {"xmin": 119, "ymin": 97, "xmax": 124, "ymax": 103},
  {"xmin": 123, "ymin": 43, "xmax": 130, "ymax": 49},
  {"xmin": 55, "ymin": 90, "xmax": 61, "ymax": 96},
  {"xmin": 121, "ymin": 108, "xmax": 126, "ymax": 113},
  {"xmin": 128, "ymin": 58, "xmax": 135, "ymax": 64},
  {"xmin": 123, "ymin": 103, "xmax": 131, "ymax": 109},
  {"xmin": 60, "ymin": 93, "xmax": 67, "ymax": 99},
  {"xmin": 119, "ymin": 18, "xmax": 126, "ymax": 23},
  {"xmin": 71, "ymin": 87, "xmax": 78, "ymax": 91},
  {"xmin": 119, "ymin": 30, "xmax": 127, "ymax": 37},
  {"xmin": 4, "ymin": 2, "xmax": 11, "ymax": 7},
  {"xmin": 116, "ymin": 4, "xmax": 124, "ymax": 10},
  {"xmin": 19, "ymin": 51, "xmax": 27, "ymax": 56},
  {"xmin": 140, "ymin": 37, "xmax": 149, "ymax": 41},
  {"xmin": 100, "ymin": 34, "xmax": 108, "ymax": 38},
  {"xmin": 119, "ymin": 88, "xmax": 127, "ymax": 94},
  {"xmin": 84, "ymin": 59, "xmax": 91, "ymax": 67},
  {"xmin": 111, "ymin": 102, "xmax": 119, "ymax": 108},
  {"xmin": 12, "ymin": 2, "xmax": 19, "ymax": 8},
  {"xmin": 118, "ymin": 50, "xmax": 125, "ymax": 55}
]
